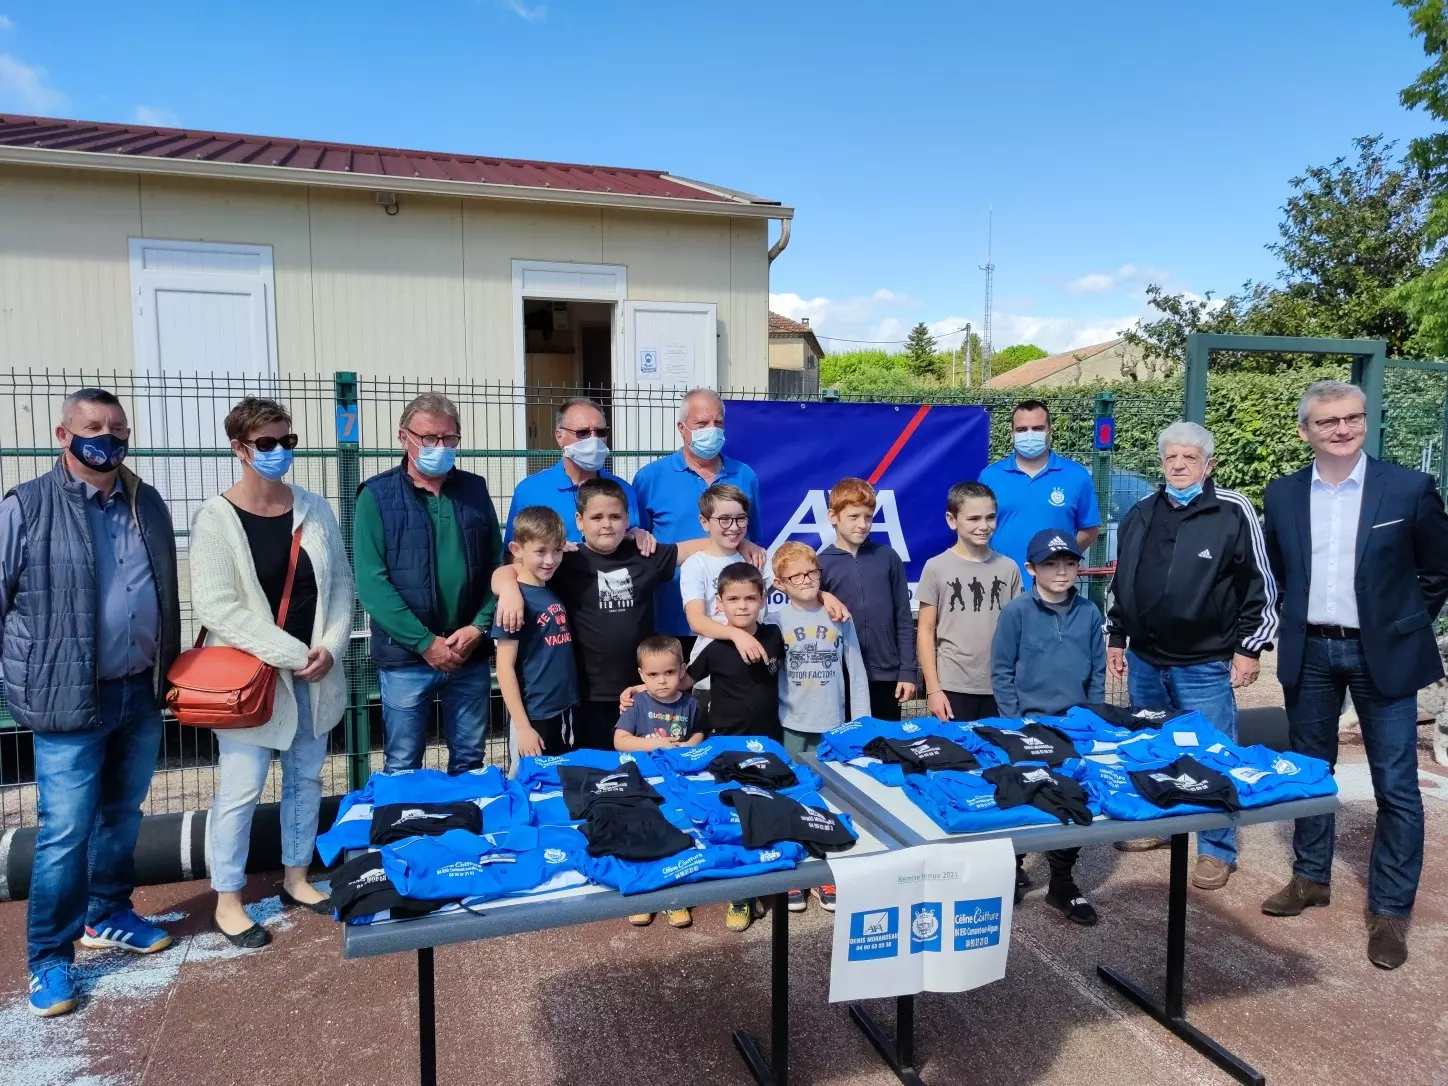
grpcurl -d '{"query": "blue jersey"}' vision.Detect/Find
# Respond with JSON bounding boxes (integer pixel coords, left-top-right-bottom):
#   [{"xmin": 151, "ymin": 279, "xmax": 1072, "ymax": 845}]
[
  {"xmin": 379, "ymin": 826, "xmax": 588, "ymax": 901},
  {"xmin": 661, "ymin": 770, "xmax": 832, "ymax": 845},
  {"xmin": 516, "ymin": 749, "xmax": 661, "ymax": 791},
  {"xmin": 1111, "ymin": 717, "xmax": 1233, "ymax": 766},
  {"xmin": 1052, "ymin": 706, "xmax": 1139, "ymax": 745},
  {"xmin": 903, "ymin": 769, "xmax": 1060, "ymax": 833},
  {"xmin": 649, "ymin": 735, "xmax": 792, "ymax": 775},
  {"xmin": 1185, "ymin": 741, "xmax": 1336, "ymax": 808},
  {"xmin": 578, "ymin": 838, "xmax": 806, "ymax": 896},
  {"xmin": 1082, "ymin": 759, "xmax": 1229, "ymax": 820},
  {"xmin": 369, "ymin": 766, "xmax": 508, "ymax": 807}
]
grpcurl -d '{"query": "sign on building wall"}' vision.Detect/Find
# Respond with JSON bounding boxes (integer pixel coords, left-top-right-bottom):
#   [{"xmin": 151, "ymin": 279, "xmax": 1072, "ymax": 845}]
[{"xmin": 723, "ymin": 401, "xmax": 991, "ymax": 605}]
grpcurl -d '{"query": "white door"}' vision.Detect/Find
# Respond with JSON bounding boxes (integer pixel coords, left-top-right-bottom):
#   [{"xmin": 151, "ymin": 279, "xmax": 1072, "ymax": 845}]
[
  {"xmin": 616, "ymin": 300, "xmax": 717, "ymax": 469},
  {"xmin": 129, "ymin": 240, "xmax": 279, "ymax": 533}
]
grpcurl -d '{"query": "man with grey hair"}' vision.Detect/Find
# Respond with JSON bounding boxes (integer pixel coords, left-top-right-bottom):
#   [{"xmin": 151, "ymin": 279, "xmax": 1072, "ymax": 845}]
[
  {"xmin": 632, "ymin": 388, "xmax": 763, "ymax": 647},
  {"xmin": 1261, "ymin": 378, "xmax": 1448, "ymax": 969},
  {"xmin": 1105, "ymin": 419, "xmax": 1278, "ymax": 888},
  {"xmin": 354, "ymin": 391, "xmax": 503, "ymax": 773},
  {"xmin": 0, "ymin": 388, "xmax": 182, "ymax": 1017},
  {"xmin": 504, "ymin": 396, "xmax": 641, "ymax": 544}
]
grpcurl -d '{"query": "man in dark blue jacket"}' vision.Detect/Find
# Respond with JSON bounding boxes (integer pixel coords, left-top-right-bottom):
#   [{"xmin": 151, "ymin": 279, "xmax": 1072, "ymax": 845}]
[{"xmin": 1262, "ymin": 379, "xmax": 1448, "ymax": 970}]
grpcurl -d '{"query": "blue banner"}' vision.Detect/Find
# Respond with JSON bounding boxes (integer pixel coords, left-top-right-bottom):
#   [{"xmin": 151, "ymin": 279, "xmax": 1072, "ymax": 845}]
[{"xmin": 723, "ymin": 401, "xmax": 991, "ymax": 603}]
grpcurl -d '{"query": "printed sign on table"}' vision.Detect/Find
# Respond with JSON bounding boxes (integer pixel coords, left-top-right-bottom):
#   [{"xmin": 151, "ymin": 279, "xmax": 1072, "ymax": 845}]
[
  {"xmin": 722, "ymin": 401, "xmax": 990, "ymax": 608},
  {"xmin": 828, "ymin": 838, "xmax": 1014, "ymax": 1002}
]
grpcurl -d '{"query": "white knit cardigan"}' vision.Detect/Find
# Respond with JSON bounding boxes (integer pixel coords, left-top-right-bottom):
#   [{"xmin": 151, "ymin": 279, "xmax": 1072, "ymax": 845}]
[{"xmin": 188, "ymin": 486, "xmax": 354, "ymax": 751}]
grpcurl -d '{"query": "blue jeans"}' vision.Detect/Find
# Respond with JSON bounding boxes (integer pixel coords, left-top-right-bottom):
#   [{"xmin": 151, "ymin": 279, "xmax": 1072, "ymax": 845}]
[
  {"xmin": 209, "ymin": 690, "xmax": 330, "ymax": 893},
  {"xmin": 27, "ymin": 674, "xmax": 162, "ymax": 970},
  {"xmin": 377, "ymin": 658, "xmax": 491, "ymax": 774},
  {"xmin": 1127, "ymin": 651, "xmax": 1239, "ymax": 865},
  {"xmin": 1285, "ymin": 636, "xmax": 1422, "ymax": 918}
]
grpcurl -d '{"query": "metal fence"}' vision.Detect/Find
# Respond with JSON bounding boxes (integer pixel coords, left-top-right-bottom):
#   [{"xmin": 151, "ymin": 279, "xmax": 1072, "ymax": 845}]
[{"xmin": 0, "ymin": 372, "xmax": 1180, "ymax": 829}]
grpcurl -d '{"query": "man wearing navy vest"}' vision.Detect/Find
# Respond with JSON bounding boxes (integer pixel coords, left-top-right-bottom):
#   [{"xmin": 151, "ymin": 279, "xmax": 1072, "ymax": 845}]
[
  {"xmin": 354, "ymin": 392, "xmax": 504, "ymax": 775},
  {"xmin": 1, "ymin": 388, "xmax": 181, "ymax": 1018}
]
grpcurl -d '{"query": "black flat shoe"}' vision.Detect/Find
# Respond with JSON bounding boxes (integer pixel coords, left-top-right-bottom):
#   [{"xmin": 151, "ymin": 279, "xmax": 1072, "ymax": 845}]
[
  {"xmin": 211, "ymin": 916, "xmax": 271, "ymax": 949},
  {"xmin": 279, "ymin": 886, "xmax": 333, "ymax": 915}
]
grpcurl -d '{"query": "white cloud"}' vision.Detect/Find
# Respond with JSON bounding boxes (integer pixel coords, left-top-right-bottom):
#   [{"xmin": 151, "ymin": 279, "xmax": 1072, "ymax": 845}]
[
  {"xmin": 0, "ymin": 52, "xmax": 65, "ymax": 113},
  {"xmin": 499, "ymin": 0, "xmax": 546, "ymax": 18},
  {"xmin": 1064, "ymin": 263, "xmax": 1170, "ymax": 295},
  {"xmin": 993, "ymin": 312, "xmax": 1139, "ymax": 353},
  {"xmin": 0, "ymin": 15, "xmax": 14, "ymax": 32},
  {"xmin": 133, "ymin": 105, "xmax": 180, "ymax": 128}
]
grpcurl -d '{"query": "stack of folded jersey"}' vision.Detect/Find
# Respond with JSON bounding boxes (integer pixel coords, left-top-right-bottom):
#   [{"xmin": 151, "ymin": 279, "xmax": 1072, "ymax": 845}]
[
  {"xmin": 515, "ymin": 749, "xmax": 665, "ymax": 826},
  {"xmin": 819, "ymin": 717, "xmax": 1003, "ymax": 786},
  {"xmin": 901, "ymin": 758, "xmax": 1097, "ymax": 833},
  {"xmin": 1084, "ymin": 756, "xmax": 1242, "ymax": 819},
  {"xmin": 972, "ymin": 720, "xmax": 1081, "ymax": 766},
  {"xmin": 559, "ymin": 761, "xmax": 696, "ymax": 861},
  {"xmin": 317, "ymin": 766, "xmax": 532, "ymax": 866}
]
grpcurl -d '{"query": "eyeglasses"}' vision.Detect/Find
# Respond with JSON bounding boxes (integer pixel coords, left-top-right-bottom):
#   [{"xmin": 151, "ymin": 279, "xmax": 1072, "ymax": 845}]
[
  {"xmin": 1307, "ymin": 412, "xmax": 1367, "ymax": 434},
  {"xmin": 782, "ymin": 568, "xmax": 821, "ymax": 586},
  {"xmin": 248, "ymin": 434, "xmax": 299, "ymax": 452},
  {"xmin": 559, "ymin": 426, "xmax": 609, "ymax": 440},
  {"xmin": 405, "ymin": 427, "xmax": 462, "ymax": 449},
  {"xmin": 710, "ymin": 515, "xmax": 749, "ymax": 529}
]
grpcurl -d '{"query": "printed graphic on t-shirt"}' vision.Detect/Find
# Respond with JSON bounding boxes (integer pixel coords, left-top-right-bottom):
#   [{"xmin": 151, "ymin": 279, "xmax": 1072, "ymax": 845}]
[
  {"xmin": 644, "ymin": 707, "xmax": 692, "ymax": 740},
  {"xmin": 538, "ymin": 601, "xmax": 572, "ymax": 646},
  {"xmin": 597, "ymin": 568, "xmax": 635, "ymax": 611},
  {"xmin": 784, "ymin": 623, "xmax": 842, "ymax": 689}
]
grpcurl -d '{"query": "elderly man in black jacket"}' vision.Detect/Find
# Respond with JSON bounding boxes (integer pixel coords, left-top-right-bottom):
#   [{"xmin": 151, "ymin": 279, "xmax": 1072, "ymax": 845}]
[{"xmin": 1105, "ymin": 421, "xmax": 1278, "ymax": 890}]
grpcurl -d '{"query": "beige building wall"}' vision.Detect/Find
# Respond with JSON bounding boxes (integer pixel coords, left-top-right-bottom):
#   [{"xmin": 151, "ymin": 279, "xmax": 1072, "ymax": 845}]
[
  {"xmin": 0, "ymin": 163, "xmax": 771, "ymax": 390},
  {"xmin": 769, "ymin": 337, "xmax": 806, "ymax": 371}
]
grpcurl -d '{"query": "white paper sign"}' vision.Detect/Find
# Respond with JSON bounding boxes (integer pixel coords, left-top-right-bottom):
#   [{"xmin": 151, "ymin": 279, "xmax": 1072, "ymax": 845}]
[
  {"xmin": 828, "ymin": 838, "xmax": 1014, "ymax": 1002},
  {"xmin": 661, "ymin": 342, "xmax": 693, "ymax": 382},
  {"xmin": 637, "ymin": 347, "xmax": 660, "ymax": 382}
]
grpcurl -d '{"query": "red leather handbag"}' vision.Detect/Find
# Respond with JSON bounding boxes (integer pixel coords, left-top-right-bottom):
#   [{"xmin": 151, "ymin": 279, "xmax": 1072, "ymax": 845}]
[{"xmin": 167, "ymin": 527, "xmax": 303, "ymax": 729}]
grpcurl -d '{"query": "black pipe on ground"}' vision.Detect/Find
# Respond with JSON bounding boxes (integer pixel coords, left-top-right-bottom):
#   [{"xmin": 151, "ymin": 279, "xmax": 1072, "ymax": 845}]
[{"xmin": 0, "ymin": 794, "xmax": 343, "ymax": 902}]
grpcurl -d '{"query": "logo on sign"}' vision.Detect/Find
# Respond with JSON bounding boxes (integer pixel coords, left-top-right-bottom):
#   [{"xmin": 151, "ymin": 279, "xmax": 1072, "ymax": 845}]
[
  {"xmin": 910, "ymin": 902, "xmax": 942, "ymax": 954},
  {"xmin": 848, "ymin": 908, "xmax": 900, "ymax": 961},
  {"xmin": 770, "ymin": 489, "xmax": 910, "ymax": 561},
  {"xmin": 953, "ymin": 897, "xmax": 1003, "ymax": 951}
]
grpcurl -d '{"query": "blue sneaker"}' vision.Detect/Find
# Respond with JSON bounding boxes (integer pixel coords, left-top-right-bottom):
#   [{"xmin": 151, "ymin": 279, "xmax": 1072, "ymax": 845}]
[
  {"xmin": 29, "ymin": 965, "xmax": 76, "ymax": 1017},
  {"xmin": 80, "ymin": 909, "xmax": 173, "ymax": 954}
]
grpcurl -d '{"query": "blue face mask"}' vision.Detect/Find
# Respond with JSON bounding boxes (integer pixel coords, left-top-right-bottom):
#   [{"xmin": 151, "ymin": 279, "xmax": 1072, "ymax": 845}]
[
  {"xmin": 1013, "ymin": 431, "xmax": 1048, "ymax": 459},
  {"xmin": 67, "ymin": 432, "xmax": 128, "ymax": 472},
  {"xmin": 248, "ymin": 446, "xmax": 294, "ymax": 481},
  {"xmin": 1165, "ymin": 481, "xmax": 1203, "ymax": 505},
  {"xmin": 414, "ymin": 444, "xmax": 456, "ymax": 477},
  {"xmin": 686, "ymin": 425, "xmax": 726, "ymax": 460}
]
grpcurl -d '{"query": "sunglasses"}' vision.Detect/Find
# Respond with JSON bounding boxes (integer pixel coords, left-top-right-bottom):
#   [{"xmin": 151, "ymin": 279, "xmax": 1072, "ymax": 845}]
[
  {"xmin": 560, "ymin": 426, "xmax": 610, "ymax": 440},
  {"xmin": 249, "ymin": 434, "xmax": 300, "ymax": 452}
]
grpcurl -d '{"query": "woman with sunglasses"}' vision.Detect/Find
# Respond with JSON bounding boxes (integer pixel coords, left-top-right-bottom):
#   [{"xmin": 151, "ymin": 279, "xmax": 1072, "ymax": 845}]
[{"xmin": 189, "ymin": 398, "xmax": 354, "ymax": 947}]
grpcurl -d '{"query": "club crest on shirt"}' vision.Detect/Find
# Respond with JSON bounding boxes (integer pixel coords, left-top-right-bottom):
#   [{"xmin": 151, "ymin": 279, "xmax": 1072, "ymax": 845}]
[
  {"xmin": 746, "ymin": 740, "xmax": 765, "ymax": 752},
  {"xmin": 1049, "ymin": 487, "xmax": 1066, "ymax": 507},
  {"xmin": 596, "ymin": 568, "xmax": 634, "ymax": 611}
]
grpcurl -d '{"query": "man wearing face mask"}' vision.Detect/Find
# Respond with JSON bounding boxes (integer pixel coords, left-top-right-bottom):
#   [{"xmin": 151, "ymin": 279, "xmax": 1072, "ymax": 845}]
[
  {"xmin": 354, "ymin": 392, "xmax": 504, "ymax": 774},
  {"xmin": 0, "ymin": 388, "xmax": 181, "ymax": 1018},
  {"xmin": 632, "ymin": 388, "xmax": 765, "ymax": 653},
  {"xmin": 504, "ymin": 397, "xmax": 640, "ymax": 544},
  {"xmin": 978, "ymin": 399, "xmax": 1101, "ymax": 589},
  {"xmin": 1104, "ymin": 421, "xmax": 1278, "ymax": 889}
]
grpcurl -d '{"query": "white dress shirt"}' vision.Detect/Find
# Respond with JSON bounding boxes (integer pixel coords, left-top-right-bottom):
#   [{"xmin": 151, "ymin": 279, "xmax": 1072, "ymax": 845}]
[{"xmin": 1306, "ymin": 452, "xmax": 1366, "ymax": 627}]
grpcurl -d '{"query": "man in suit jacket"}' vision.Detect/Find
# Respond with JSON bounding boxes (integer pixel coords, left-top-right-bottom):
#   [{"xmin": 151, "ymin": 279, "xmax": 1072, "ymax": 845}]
[{"xmin": 1262, "ymin": 379, "xmax": 1448, "ymax": 970}]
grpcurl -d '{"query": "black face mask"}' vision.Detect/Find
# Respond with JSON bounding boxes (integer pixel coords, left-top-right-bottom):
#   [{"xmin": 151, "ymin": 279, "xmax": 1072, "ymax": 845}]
[{"xmin": 67, "ymin": 432, "xmax": 128, "ymax": 472}]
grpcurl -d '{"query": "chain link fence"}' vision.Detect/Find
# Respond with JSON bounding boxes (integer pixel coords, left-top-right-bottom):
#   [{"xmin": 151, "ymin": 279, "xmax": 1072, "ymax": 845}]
[{"xmin": 0, "ymin": 373, "xmax": 1182, "ymax": 829}]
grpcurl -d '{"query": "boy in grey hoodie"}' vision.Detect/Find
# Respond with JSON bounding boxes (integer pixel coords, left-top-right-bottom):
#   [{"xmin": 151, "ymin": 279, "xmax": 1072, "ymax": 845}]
[{"xmin": 992, "ymin": 529, "xmax": 1106, "ymax": 926}]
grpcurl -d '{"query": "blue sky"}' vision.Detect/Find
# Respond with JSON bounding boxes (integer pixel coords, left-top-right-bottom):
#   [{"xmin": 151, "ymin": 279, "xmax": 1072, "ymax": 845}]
[{"xmin": 0, "ymin": 1, "xmax": 1437, "ymax": 353}]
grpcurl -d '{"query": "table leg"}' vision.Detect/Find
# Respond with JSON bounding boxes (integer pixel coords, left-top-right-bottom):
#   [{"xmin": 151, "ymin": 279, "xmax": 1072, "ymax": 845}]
[
  {"xmin": 732, "ymin": 892, "xmax": 791, "ymax": 1086},
  {"xmin": 418, "ymin": 946, "xmax": 438, "ymax": 1086},
  {"xmin": 849, "ymin": 995, "xmax": 925, "ymax": 1085},
  {"xmin": 1097, "ymin": 833, "xmax": 1266, "ymax": 1085}
]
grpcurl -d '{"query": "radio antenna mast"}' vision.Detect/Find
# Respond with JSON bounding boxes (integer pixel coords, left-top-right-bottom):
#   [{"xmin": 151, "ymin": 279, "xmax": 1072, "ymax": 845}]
[{"xmin": 979, "ymin": 207, "xmax": 995, "ymax": 382}]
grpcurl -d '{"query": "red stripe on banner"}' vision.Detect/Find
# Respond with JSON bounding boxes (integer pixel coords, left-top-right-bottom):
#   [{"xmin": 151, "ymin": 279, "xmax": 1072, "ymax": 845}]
[{"xmin": 867, "ymin": 404, "xmax": 932, "ymax": 485}]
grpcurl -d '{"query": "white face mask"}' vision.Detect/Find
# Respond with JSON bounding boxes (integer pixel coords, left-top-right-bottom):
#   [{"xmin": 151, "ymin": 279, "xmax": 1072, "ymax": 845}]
[{"xmin": 562, "ymin": 435, "xmax": 610, "ymax": 473}]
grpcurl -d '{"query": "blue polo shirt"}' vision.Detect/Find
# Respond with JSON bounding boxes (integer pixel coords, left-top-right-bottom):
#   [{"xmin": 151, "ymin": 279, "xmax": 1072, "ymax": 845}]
[
  {"xmin": 978, "ymin": 451, "xmax": 1100, "ymax": 586},
  {"xmin": 504, "ymin": 462, "xmax": 640, "ymax": 544},
  {"xmin": 632, "ymin": 450, "xmax": 762, "ymax": 635}
]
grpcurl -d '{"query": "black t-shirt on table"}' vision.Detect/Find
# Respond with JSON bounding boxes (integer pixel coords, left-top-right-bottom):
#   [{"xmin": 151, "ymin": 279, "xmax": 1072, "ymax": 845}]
[
  {"xmin": 688, "ymin": 623, "xmax": 784, "ymax": 739},
  {"xmin": 547, "ymin": 538, "xmax": 679, "ymax": 702},
  {"xmin": 226, "ymin": 501, "xmax": 318, "ymax": 644}
]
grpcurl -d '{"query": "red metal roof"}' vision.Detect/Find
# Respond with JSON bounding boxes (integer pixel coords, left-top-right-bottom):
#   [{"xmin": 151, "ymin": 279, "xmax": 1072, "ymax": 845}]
[{"xmin": 0, "ymin": 113, "xmax": 775, "ymax": 205}]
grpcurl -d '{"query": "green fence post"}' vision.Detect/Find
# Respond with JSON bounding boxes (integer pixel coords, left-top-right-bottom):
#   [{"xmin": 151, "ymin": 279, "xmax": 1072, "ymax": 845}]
[
  {"xmin": 1183, "ymin": 334, "xmax": 1208, "ymax": 424},
  {"xmin": 334, "ymin": 371, "xmax": 368, "ymax": 792},
  {"xmin": 1089, "ymin": 391, "xmax": 1114, "ymax": 611}
]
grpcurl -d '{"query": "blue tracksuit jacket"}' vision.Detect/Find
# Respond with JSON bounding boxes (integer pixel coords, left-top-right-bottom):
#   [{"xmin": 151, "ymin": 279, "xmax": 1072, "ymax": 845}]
[{"xmin": 379, "ymin": 826, "xmax": 588, "ymax": 901}]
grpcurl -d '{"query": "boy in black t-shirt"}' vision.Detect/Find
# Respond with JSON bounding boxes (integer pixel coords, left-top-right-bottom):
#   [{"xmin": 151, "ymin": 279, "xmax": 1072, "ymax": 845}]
[
  {"xmin": 491, "ymin": 506, "xmax": 579, "ymax": 761},
  {"xmin": 493, "ymin": 478, "xmax": 714, "ymax": 751},
  {"xmin": 686, "ymin": 563, "xmax": 784, "ymax": 741}
]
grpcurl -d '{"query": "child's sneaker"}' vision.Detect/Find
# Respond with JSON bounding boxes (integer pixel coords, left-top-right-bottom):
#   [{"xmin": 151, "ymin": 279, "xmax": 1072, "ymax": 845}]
[
  {"xmin": 1044, "ymin": 885, "xmax": 1098, "ymax": 926},
  {"xmin": 725, "ymin": 900, "xmax": 753, "ymax": 932},
  {"xmin": 81, "ymin": 909, "xmax": 172, "ymax": 953},
  {"xmin": 787, "ymin": 889, "xmax": 808, "ymax": 912},
  {"xmin": 628, "ymin": 913, "xmax": 655, "ymax": 926},
  {"xmin": 813, "ymin": 885, "xmax": 837, "ymax": 912},
  {"xmin": 28, "ymin": 965, "xmax": 76, "ymax": 1018},
  {"xmin": 665, "ymin": 908, "xmax": 693, "ymax": 928}
]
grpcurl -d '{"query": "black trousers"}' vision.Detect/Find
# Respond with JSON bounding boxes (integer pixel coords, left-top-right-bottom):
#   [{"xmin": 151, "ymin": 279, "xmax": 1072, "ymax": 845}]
[
  {"xmin": 531, "ymin": 709, "xmax": 575, "ymax": 756},
  {"xmin": 1018, "ymin": 848, "xmax": 1082, "ymax": 889},
  {"xmin": 868, "ymin": 680, "xmax": 902, "ymax": 721},
  {"xmin": 944, "ymin": 691, "xmax": 998, "ymax": 722}
]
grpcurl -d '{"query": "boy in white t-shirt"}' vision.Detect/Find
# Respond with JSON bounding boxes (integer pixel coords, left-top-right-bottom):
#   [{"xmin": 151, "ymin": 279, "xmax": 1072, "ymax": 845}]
[{"xmin": 680, "ymin": 484, "xmax": 772, "ymax": 668}]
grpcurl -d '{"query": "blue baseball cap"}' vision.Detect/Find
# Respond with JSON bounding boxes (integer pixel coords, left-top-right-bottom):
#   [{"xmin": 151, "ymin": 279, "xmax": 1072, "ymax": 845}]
[{"xmin": 1025, "ymin": 528, "xmax": 1084, "ymax": 566}]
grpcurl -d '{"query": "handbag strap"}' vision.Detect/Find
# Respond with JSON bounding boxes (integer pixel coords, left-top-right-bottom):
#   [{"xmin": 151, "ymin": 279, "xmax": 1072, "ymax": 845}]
[{"xmin": 191, "ymin": 523, "xmax": 304, "ymax": 649}]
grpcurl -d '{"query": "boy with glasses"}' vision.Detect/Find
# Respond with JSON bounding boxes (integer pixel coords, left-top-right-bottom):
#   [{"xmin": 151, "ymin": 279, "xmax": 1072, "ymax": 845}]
[{"xmin": 681, "ymin": 484, "xmax": 773, "ymax": 671}]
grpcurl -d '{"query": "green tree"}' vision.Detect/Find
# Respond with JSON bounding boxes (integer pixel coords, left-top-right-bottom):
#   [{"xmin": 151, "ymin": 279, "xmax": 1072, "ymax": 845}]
[
  {"xmin": 1124, "ymin": 135, "xmax": 1433, "ymax": 367},
  {"xmin": 991, "ymin": 343, "xmax": 1049, "ymax": 375},
  {"xmin": 904, "ymin": 322, "xmax": 938, "ymax": 378}
]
